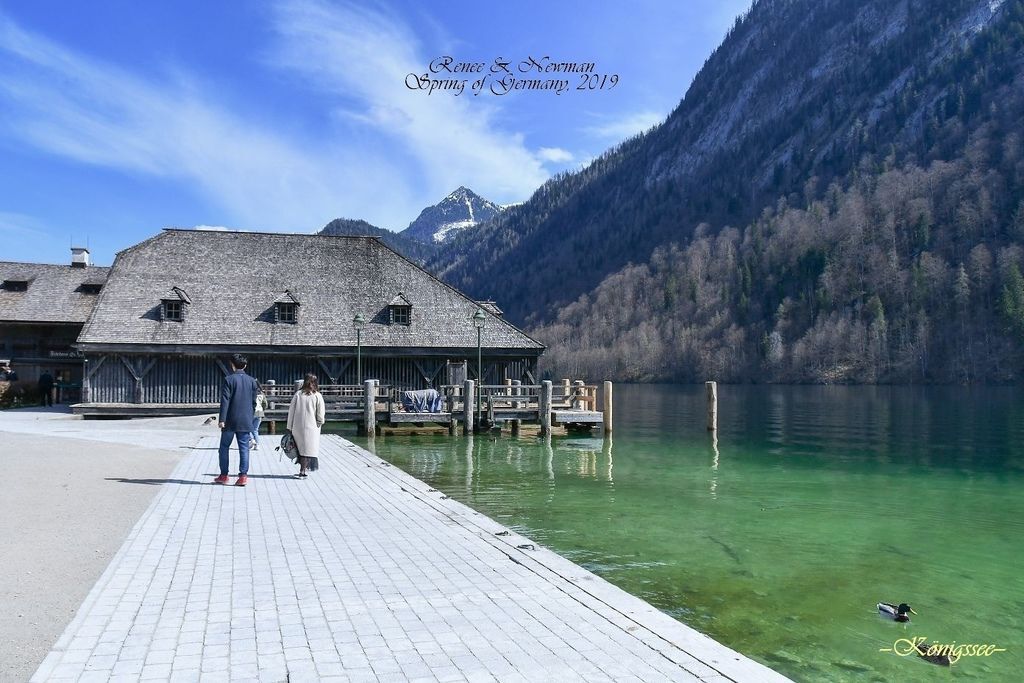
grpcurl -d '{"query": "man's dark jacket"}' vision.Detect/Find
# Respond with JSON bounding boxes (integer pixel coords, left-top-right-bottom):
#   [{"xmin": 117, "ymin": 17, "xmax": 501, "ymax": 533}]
[{"xmin": 219, "ymin": 369, "xmax": 258, "ymax": 432}]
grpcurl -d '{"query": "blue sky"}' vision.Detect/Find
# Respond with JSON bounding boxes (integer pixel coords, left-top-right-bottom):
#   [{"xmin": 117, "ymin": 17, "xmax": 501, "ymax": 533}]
[{"xmin": 0, "ymin": 0, "xmax": 750, "ymax": 266}]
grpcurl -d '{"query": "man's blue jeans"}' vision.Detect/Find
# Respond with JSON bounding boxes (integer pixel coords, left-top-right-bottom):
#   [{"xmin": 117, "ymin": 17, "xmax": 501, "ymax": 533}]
[{"xmin": 219, "ymin": 429, "xmax": 251, "ymax": 476}]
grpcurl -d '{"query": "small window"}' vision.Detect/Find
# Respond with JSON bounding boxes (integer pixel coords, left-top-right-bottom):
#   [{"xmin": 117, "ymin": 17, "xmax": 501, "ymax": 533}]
[
  {"xmin": 78, "ymin": 283, "xmax": 102, "ymax": 295},
  {"xmin": 390, "ymin": 305, "xmax": 411, "ymax": 325},
  {"xmin": 277, "ymin": 302, "xmax": 297, "ymax": 323},
  {"xmin": 2, "ymin": 280, "xmax": 28, "ymax": 292},
  {"xmin": 164, "ymin": 300, "xmax": 183, "ymax": 321}
]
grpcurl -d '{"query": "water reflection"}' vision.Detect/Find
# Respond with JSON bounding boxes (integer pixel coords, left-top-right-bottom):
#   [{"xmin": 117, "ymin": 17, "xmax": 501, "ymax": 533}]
[
  {"xmin": 709, "ymin": 432, "xmax": 719, "ymax": 499},
  {"xmin": 360, "ymin": 385, "xmax": 1024, "ymax": 683}
]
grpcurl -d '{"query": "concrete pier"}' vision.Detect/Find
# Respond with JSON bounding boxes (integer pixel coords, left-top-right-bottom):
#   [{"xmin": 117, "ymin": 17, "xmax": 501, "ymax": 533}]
[{"xmin": 24, "ymin": 423, "xmax": 788, "ymax": 682}]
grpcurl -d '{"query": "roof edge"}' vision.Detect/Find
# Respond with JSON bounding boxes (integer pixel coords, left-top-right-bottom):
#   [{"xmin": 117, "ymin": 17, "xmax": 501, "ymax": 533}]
[{"xmin": 368, "ymin": 237, "xmax": 547, "ymax": 350}]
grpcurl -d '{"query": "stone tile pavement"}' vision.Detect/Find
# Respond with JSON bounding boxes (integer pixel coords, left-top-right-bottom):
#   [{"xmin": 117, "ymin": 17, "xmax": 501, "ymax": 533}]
[{"xmin": 33, "ymin": 434, "xmax": 790, "ymax": 682}]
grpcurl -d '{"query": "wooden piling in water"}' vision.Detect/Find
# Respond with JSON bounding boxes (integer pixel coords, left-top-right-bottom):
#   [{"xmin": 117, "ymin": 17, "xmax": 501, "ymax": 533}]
[
  {"xmin": 603, "ymin": 381, "xmax": 613, "ymax": 434},
  {"xmin": 364, "ymin": 379, "xmax": 376, "ymax": 439},
  {"xmin": 511, "ymin": 380, "xmax": 522, "ymax": 435},
  {"xmin": 540, "ymin": 380, "xmax": 552, "ymax": 436},
  {"xmin": 447, "ymin": 387, "xmax": 457, "ymax": 435},
  {"xmin": 706, "ymin": 381, "xmax": 717, "ymax": 432},
  {"xmin": 463, "ymin": 379, "xmax": 475, "ymax": 435}
]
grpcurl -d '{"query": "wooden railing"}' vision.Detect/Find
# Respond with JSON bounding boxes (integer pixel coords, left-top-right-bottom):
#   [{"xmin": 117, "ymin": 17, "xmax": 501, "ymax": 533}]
[
  {"xmin": 553, "ymin": 381, "xmax": 598, "ymax": 410},
  {"xmin": 263, "ymin": 383, "xmax": 391, "ymax": 416}
]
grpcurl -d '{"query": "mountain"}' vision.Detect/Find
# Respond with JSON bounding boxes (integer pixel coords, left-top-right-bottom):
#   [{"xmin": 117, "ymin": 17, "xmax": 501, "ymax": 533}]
[
  {"xmin": 400, "ymin": 187, "xmax": 502, "ymax": 244},
  {"xmin": 319, "ymin": 218, "xmax": 437, "ymax": 265},
  {"xmin": 430, "ymin": 0, "xmax": 1024, "ymax": 384}
]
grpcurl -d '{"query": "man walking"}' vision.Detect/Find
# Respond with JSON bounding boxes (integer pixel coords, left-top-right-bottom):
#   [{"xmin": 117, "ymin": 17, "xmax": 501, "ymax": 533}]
[{"xmin": 217, "ymin": 353, "xmax": 258, "ymax": 486}]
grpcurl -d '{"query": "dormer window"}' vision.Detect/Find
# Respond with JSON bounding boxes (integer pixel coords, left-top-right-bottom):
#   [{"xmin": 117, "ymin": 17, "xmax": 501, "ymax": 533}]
[
  {"xmin": 274, "ymin": 291, "xmax": 300, "ymax": 324},
  {"xmin": 391, "ymin": 306, "xmax": 410, "ymax": 325},
  {"xmin": 78, "ymin": 283, "xmax": 103, "ymax": 295},
  {"xmin": 2, "ymin": 279, "xmax": 28, "ymax": 292},
  {"xmin": 388, "ymin": 293, "xmax": 412, "ymax": 325},
  {"xmin": 161, "ymin": 286, "xmax": 191, "ymax": 322},
  {"xmin": 277, "ymin": 302, "xmax": 297, "ymax": 323},
  {"xmin": 164, "ymin": 300, "xmax": 183, "ymax": 321}
]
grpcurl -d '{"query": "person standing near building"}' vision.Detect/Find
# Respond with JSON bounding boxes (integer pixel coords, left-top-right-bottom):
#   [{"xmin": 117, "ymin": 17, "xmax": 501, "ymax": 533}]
[
  {"xmin": 217, "ymin": 353, "xmax": 258, "ymax": 486},
  {"xmin": 286, "ymin": 373, "xmax": 325, "ymax": 478},
  {"xmin": 38, "ymin": 370, "xmax": 55, "ymax": 407},
  {"xmin": 251, "ymin": 381, "xmax": 268, "ymax": 450},
  {"xmin": 1, "ymin": 362, "xmax": 18, "ymax": 382}
]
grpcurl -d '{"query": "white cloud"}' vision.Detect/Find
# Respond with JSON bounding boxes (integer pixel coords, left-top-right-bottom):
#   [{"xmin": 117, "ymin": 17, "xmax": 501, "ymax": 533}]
[
  {"xmin": 585, "ymin": 111, "xmax": 663, "ymax": 142},
  {"xmin": 0, "ymin": 12, "xmax": 411, "ymax": 231},
  {"xmin": 269, "ymin": 0, "xmax": 551, "ymax": 204},
  {"xmin": 0, "ymin": 211, "xmax": 48, "ymax": 240},
  {"xmin": 537, "ymin": 147, "xmax": 574, "ymax": 164},
  {"xmin": 0, "ymin": 4, "xmax": 558, "ymax": 233}
]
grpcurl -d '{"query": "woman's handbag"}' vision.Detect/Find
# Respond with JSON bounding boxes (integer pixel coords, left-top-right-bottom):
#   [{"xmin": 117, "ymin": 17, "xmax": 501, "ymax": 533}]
[{"xmin": 277, "ymin": 431, "xmax": 300, "ymax": 462}]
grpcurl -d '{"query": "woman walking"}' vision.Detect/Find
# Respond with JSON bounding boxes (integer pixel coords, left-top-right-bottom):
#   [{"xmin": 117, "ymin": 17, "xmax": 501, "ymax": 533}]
[
  {"xmin": 286, "ymin": 373, "xmax": 325, "ymax": 478},
  {"xmin": 251, "ymin": 381, "xmax": 268, "ymax": 449}
]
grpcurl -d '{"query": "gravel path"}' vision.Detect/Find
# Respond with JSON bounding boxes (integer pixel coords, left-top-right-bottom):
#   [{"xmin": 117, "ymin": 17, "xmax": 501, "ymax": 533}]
[{"xmin": 0, "ymin": 429, "xmax": 183, "ymax": 683}]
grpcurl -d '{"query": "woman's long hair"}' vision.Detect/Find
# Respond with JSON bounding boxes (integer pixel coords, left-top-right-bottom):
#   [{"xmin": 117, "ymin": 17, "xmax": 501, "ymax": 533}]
[{"xmin": 301, "ymin": 373, "xmax": 319, "ymax": 395}]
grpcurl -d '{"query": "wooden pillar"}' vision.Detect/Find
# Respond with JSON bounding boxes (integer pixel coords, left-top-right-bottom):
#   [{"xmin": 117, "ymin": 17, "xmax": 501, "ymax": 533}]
[
  {"xmin": 81, "ymin": 359, "xmax": 91, "ymax": 404},
  {"xmin": 603, "ymin": 381, "xmax": 613, "ymax": 434},
  {"xmin": 266, "ymin": 379, "xmax": 277, "ymax": 410},
  {"xmin": 447, "ymin": 387, "xmax": 457, "ymax": 435},
  {"xmin": 561, "ymin": 378, "xmax": 570, "ymax": 406},
  {"xmin": 511, "ymin": 380, "xmax": 522, "ymax": 435},
  {"xmin": 540, "ymin": 380, "xmax": 552, "ymax": 436},
  {"xmin": 706, "ymin": 381, "xmax": 717, "ymax": 432},
  {"xmin": 364, "ymin": 379, "xmax": 376, "ymax": 439},
  {"xmin": 572, "ymin": 379, "xmax": 585, "ymax": 410},
  {"xmin": 463, "ymin": 379, "xmax": 475, "ymax": 435},
  {"xmin": 269, "ymin": 420, "xmax": 276, "ymax": 435}
]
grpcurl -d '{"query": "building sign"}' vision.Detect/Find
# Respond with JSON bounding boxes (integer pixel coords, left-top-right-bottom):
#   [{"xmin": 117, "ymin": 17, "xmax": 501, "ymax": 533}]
[{"xmin": 48, "ymin": 350, "xmax": 83, "ymax": 358}]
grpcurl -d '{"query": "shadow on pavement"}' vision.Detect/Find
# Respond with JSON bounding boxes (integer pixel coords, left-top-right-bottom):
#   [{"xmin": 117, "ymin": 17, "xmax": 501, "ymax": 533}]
[
  {"xmin": 201, "ymin": 473, "xmax": 298, "ymax": 480},
  {"xmin": 104, "ymin": 477, "xmax": 203, "ymax": 486}
]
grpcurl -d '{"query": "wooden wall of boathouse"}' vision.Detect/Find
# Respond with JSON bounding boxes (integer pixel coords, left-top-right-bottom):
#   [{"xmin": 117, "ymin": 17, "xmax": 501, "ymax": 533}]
[{"xmin": 83, "ymin": 352, "xmax": 537, "ymax": 405}]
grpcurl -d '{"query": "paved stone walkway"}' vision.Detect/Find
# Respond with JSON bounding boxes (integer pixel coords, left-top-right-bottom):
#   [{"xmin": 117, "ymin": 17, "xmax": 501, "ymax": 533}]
[{"xmin": 33, "ymin": 435, "xmax": 789, "ymax": 683}]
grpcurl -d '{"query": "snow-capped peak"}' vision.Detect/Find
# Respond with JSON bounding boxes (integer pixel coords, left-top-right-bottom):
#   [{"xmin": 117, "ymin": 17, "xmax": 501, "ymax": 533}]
[{"xmin": 400, "ymin": 187, "xmax": 504, "ymax": 245}]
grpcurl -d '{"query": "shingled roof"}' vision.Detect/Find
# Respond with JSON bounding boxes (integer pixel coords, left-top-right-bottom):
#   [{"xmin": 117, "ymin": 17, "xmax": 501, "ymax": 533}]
[
  {"xmin": 0, "ymin": 261, "xmax": 110, "ymax": 323},
  {"xmin": 77, "ymin": 230, "xmax": 543, "ymax": 351}
]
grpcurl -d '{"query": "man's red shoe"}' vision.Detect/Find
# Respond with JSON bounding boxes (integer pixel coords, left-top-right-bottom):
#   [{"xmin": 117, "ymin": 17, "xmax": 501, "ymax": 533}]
[
  {"xmin": 234, "ymin": 475, "xmax": 248, "ymax": 487},
  {"xmin": 214, "ymin": 474, "xmax": 229, "ymax": 485}
]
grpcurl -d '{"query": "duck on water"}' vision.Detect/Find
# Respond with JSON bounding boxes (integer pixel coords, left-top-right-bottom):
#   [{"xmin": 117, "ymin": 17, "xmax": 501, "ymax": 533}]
[{"xmin": 877, "ymin": 602, "xmax": 916, "ymax": 622}]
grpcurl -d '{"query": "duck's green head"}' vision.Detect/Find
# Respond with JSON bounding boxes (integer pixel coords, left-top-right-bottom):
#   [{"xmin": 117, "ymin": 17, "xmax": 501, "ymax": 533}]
[{"xmin": 898, "ymin": 603, "xmax": 917, "ymax": 615}]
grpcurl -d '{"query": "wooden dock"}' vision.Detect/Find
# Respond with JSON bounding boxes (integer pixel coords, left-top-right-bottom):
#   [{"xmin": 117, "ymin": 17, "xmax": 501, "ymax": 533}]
[{"xmin": 76, "ymin": 379, "xmax": 613, "ymax": 436}]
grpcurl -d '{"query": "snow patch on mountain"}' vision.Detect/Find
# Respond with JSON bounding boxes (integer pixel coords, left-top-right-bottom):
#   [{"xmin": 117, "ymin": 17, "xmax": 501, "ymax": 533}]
[{"xmin": 432, "ymin": 219, "xmax": 477, "ymax": 243}]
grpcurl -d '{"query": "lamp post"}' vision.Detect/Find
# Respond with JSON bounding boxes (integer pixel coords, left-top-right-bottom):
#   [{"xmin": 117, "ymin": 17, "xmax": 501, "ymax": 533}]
[
  {"xmin": 473, "ymin": 308, "xmax": 485, "ymax": 425},
  {"xmin": 353, "ymin": 313, "xmax": 365, "ymax": 384}
]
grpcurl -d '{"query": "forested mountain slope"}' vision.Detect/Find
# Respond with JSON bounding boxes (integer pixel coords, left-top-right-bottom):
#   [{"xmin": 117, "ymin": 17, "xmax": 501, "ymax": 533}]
[
  {"xmin": 320, "ymin": 218, "xmax": 437, "ymax": 265},
  {"xmin": 433, "ymin": 0, "xmax": 1024, "ymax": 383}
]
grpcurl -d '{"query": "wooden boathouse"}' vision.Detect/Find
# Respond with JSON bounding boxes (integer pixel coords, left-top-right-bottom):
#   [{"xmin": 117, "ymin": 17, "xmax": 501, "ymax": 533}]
[
  {"xmin": 74, "ymin": 229, "xmax": 544, "ymax": 417},
  {"xmin": 0, "ymin": 249, "xmax": 109, "ymax": 402}
]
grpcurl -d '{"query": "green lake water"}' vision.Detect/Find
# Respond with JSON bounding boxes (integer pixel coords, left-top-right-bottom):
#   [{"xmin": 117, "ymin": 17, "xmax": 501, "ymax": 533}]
[{"xmin": 351, "ymin": 384, "xmax": 1024, "ymax": 682}]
